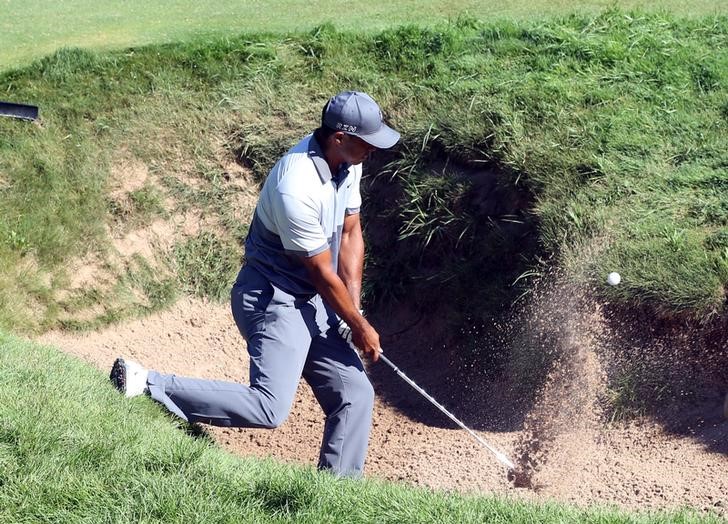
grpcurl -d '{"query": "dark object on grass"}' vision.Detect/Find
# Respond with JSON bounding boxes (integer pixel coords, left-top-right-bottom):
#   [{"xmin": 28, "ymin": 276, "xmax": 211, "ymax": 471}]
[{"xmin": 0, "ymin": 101, "xmax": 39, "ymax": 121}]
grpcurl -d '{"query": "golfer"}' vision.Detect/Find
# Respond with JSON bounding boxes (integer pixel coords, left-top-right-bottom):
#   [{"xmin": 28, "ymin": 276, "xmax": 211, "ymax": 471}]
[{"xmin": 110, "ymin": 91, "xmax": 400, "ymax": 477}]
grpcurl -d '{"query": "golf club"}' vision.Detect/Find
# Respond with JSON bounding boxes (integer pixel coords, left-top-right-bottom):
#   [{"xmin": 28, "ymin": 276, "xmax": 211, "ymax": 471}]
[{"xmin": 378, "ymin": 349, "xmax": 516, "ymax": 472}]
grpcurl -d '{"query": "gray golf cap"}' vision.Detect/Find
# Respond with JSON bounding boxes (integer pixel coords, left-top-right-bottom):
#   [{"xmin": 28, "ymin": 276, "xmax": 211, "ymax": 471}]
[{"xmin": 323, "ymin": 91, "xmax": 400, "ymax": 149}]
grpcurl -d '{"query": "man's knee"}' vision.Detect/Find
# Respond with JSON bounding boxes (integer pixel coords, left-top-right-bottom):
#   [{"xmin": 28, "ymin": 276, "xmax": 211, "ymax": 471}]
[
  {"xmin": 310, "ymin": 368, "xmax": 375, "ymax": 417},
  {"xmin": 260, "ymin": 413, "xmax": 288, "ymax": 429},
  {"xmin": 349, "ymin": 373, "xmax": 375, "ymax": 413},
  {"xmin": 258, "ymin": 399, "xmax": 291, "ymax": 429},
  {"xmin": 243, "ymin": 390, "xmax": 292, "ymax": 429}
]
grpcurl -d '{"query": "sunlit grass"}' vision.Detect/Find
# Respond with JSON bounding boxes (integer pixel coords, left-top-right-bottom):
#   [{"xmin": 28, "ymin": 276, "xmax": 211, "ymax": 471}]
[{"xmin": 3, "ymin": 0, "xmax": 726, "ymax": 69}]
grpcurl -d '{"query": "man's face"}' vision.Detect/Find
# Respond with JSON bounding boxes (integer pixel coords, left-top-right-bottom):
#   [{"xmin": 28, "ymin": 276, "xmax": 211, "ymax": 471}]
[{"xmin": 336, "ymin": 133, "xmax": 378, "ymax": 165}]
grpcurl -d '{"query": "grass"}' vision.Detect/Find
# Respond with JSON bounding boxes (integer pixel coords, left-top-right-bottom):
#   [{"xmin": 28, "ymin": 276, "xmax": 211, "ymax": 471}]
[
  {"xmin": 3, "ymin": 0, "xmax": 726, "ymax": 70},
  {"xmin": 173, "ymin": 232, "xmax": 241, "ymax": 301},
  {"xmin": 0, "ymin": 332, "xmax": 722, "ymax": 523},
  {"xmin": 108, "ymin": 184, "xmax": 168, "ymax": 230},
  {"xmin": 1, "ymin": 10, "xmax": 727, "ymax": 335}
]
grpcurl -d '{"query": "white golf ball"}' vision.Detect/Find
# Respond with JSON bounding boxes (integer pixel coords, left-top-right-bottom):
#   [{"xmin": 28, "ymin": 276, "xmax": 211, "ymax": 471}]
[{"xmin": 607, "ymin": 272, "xmax": 621, "ymax": 286}]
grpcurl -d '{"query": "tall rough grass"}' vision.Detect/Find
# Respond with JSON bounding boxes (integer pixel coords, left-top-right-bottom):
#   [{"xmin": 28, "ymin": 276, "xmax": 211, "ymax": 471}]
[{"xmin": 0, "ymin": 9, "xmax": 726, "ymax": 335}]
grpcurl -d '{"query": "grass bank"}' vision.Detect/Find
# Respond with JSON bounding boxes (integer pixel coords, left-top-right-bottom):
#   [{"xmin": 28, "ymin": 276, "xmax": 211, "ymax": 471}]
[
  {"xmin": 0, "ymin": 332, "xmax": 719, "ymax": 523},
  {"xmin": 3, "ymin": 0, "xmax": 726, "ymax": 70},
  {"xmin": 1, "ymin": 9, "xmax": 726, "ymax": 335}
]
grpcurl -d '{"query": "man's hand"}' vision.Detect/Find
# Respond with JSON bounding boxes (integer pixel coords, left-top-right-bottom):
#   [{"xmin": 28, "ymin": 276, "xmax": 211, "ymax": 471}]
[{"xmin": 337, "ymin": 312, "xmax": 381, "ymax": 362}]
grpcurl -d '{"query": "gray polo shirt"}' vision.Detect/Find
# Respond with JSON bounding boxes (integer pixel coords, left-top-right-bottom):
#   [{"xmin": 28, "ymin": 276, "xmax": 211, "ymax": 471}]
[{"xmin": 240, "ymin": 134, "xmax": 362, "ymax": 296}]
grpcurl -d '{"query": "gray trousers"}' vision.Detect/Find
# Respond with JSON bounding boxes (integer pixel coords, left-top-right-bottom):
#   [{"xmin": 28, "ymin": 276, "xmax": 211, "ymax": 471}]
[{"xmin": 147, "ymin": 265, "xmax": 375, "ymax": 477}]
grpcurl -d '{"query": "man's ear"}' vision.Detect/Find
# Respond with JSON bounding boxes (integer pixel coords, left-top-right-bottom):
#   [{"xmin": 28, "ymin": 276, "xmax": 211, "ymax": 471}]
[{"xmin": 332, "ymin": 131, "xmax": 346, "ymax": 145}]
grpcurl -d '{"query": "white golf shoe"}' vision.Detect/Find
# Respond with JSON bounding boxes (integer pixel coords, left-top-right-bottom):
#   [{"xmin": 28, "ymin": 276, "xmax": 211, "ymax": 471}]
[{"xmin": 110, "ymin": 357, "xmax": 149, "ymax": 398}]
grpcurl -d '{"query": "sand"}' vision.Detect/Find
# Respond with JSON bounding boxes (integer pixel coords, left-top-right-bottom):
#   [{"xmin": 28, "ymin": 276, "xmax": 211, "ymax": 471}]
[{"xmin": 37, "ymin": 291, "xmax": 728, "ymax": 517}]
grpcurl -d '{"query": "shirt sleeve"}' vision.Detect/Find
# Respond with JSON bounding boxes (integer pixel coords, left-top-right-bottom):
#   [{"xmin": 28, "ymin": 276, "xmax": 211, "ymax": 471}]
[
  {"xmin": 272, "ymin": 191, "xmax": 329, "ymax": 256},
  {"xmin": 346, "ymin": 164, "xmax": 362, "ymax": 215}
]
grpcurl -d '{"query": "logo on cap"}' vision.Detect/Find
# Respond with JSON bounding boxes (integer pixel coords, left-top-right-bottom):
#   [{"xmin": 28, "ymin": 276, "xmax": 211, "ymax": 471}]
[{"xmin": 336, "ymin": 123, "xmax": 358, "ymax": 133}]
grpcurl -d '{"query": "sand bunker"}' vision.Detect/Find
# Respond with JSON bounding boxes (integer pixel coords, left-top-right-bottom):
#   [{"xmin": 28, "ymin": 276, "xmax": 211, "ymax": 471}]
[{"xmin": 38, "ymin": 283, "xmax": 728, "ymax": 516}]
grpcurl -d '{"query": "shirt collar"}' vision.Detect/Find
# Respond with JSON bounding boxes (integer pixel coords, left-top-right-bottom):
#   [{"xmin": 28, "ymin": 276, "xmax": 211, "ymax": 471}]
[{"xmin": 308, "ymin": 135, "xmax": 350, "ymax": 184}]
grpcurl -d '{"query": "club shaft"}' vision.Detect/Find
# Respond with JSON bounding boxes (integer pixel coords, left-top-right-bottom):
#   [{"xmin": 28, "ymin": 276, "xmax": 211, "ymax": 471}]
[{"xmin": 378, "ymin": 353, "xmax": 515, "ymax": 471}]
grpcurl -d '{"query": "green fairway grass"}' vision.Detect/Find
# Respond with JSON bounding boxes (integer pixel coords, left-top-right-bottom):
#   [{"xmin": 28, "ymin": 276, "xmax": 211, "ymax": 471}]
[
  {"xmin": 2, "ymin": 0, "xmax": 726, "ymax": 70},
  {"xmin": 0, "ymin": 332, "xmax": 720, "ymax": 523}
]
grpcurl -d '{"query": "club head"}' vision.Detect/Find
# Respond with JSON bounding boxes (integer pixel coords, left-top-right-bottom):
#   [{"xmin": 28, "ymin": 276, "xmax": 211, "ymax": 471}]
[{"xmin": 507, "ymin": 467, "xmax": 533, "ymax": 488}]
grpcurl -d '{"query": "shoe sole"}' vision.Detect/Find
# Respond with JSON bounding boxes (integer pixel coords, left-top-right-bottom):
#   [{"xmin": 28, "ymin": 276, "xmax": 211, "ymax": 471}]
[{"xmin": 110, "ymin": 357, "xmax": 127, "ymax": 394}]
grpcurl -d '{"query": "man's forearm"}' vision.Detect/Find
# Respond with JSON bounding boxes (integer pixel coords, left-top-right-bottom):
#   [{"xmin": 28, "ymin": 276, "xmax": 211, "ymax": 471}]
[
  {"xmin": 303, "ymin": 251, "xmax": 366, "ymax": 330},
  {"xmin": 338, "ymin": 219, "xmax": 365, "ymax": 309},
  {"xmin": 300, "ymin": 245, "xmax": 380, "ymax": 360}
]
